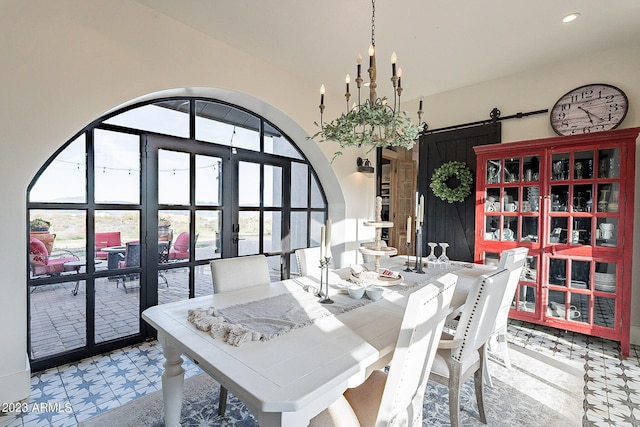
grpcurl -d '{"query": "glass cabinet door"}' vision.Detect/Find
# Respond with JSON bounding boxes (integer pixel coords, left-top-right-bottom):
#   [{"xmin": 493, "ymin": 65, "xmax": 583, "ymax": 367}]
[{"xmin": 545, "ymin": 257, "xmax": 618, "ymax": 328}]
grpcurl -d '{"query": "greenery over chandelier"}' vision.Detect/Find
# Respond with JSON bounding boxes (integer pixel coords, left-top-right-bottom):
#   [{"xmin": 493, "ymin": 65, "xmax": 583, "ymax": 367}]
[{"xmin": 311, "ymin": 0, "xmax": 424, "ymax": 159}]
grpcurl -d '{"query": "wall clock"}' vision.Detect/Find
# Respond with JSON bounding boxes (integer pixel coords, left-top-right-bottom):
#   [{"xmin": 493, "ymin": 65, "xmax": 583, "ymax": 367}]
[{"xmin": 550, "ymin": 83, "xmax": 628, "ymax": 136}]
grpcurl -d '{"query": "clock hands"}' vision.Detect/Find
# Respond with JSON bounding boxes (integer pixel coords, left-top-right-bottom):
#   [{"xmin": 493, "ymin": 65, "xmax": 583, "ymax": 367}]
[{"xmin": 578, "ymin": 106, "xmax": 607, "ymax": 123}]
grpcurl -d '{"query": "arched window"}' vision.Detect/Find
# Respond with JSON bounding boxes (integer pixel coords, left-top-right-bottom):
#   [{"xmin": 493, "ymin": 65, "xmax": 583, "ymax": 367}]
[{"xmin": 27, "ymin": 97, "xmax": 327, "ymax": 370}]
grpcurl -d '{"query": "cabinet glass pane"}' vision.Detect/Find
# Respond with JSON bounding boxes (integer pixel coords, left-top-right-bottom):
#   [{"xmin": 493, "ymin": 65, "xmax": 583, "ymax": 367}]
[
  {"xmin": 484, "ymin": 252, "xmax": 500, "ymax": 266},
  {"xmin": 485, "ymin": 189, "xmax": 501, "ymax": 212},
  {"xmin": 569, "ymin": 293, "xmax": 588, "ymax": 323},
  {"xmin": 523, "ymin": 155, "xmax": 540, "ymax": 183},
  {"xmin": 485, "ymin": 215, "xmax": 499, "ymax": 240},
  {"xmin": 574, "ymin": 151, "xmax": 594, "ymax": 179},
  {"xmin": 487, "ymin": 159, "xmax": 502, "ymax": 184},
  {"xmin": 518, "ymin": 285, "xmax": 536, "ymax": 313},
  {"xmin": 594, "ymin": 296, "xmax": 616, "ymax": 328},
  {"xmin": 504, "ymin": 187, "xmax": 519, "ymax": 211},
  {"xmin": 594, "ymin": 262, "xmax": 617, "ymax": 293},
  {"xmin": 550, "ymin": 185, "xmax": 570, "ymax": 212},
  {"xmin": 572, "ymin": 218, "xmax": 592, "ymax": 245},
  {"xmin": 551, "ymin": 153, "xmax": 570, "ymax": 181},
  {"xmin": 596, "ymin": 183, "xmax": 620, "ymax": 213},
  {"xmin": 504, "ymin": 157, "xmax": 520, "ymax": 183},
  {"xmin": 549, "ymin": 258, "xmax": 567, "ymax": 286},
  {"xmin": 596, "ymin": 218, "xmax": 618, "ymax": 247},
  {"xmin": 549, "ymin": 217, "xmax": 568, "ymax": 243},
  {"xmin": 522, "ymin": 186, "xmax": 539, "ymax": 212},
  {"xmin": 522, "ymin": 255, "xmax": 538, "ymax": 282},
  {"xmin": 570, "ymin": 260, "xmax": 590, "ymax": 290},
  {"xmin": 573, "ymin": 184, "xmax": 593, "ymax": 212},
  {"xmin": 597, "ymin": 148, "xmax": 620, "ymax": 178},
  {"xmin": 547, "ymin": 290, "xmax": 567, "ymax": 319},
  {"xmin": 521, "ymin": 217, "xmax": 538, "ymax": 242}
]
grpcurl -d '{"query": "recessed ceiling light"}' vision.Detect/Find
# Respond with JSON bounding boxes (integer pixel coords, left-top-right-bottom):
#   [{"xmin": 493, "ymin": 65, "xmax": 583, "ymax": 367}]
[{"xmin": 562, "ymin": 13, "xmax": 580, "ymax": 23}]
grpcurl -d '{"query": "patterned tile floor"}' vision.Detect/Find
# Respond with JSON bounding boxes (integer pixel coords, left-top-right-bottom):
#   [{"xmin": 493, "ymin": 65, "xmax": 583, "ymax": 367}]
[{"xmin": 1, "ymin": 320, "xmax": 640, "ymax": 427}]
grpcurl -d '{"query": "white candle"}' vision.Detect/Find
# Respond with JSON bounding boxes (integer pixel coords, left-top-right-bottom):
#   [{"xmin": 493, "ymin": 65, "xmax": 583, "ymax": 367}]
[
  {"xmin": 320, "ymin": 225, "xmax": 325, "ymax": 260},
  {"xmin": 406, "ymin": 216, "xmax": 412, "ymax": 244},
  {"xmin": 325, "ymin": 219, "xmax": 332, "ymax": 258},
  {"xmin": 418, "ymin": 195, "xmax": 425, "ymax": 226}
]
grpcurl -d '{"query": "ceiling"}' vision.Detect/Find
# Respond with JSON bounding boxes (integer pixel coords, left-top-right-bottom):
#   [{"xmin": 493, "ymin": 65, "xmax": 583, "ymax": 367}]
[{"xmin": 135, "ymin": 0, "xmax": 640, "ymax": 99}]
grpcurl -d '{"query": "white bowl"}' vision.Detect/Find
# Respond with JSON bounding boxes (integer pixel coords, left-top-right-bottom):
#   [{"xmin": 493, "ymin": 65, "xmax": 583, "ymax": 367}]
[
  {"xmin": 347, "ymin": 285, "xmax": 365, "ymax": 299},
  {"xmin": 599, "ymin": 223, "xmax": 614, "ymax": 231},
  {"xmin": 365, "ymin": 286, "xmax": 384, "ymax": 301}
]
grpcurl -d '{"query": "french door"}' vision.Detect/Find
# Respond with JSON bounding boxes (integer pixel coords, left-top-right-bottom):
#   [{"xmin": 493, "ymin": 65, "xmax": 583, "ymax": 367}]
[{"xmin": 144, "ymin": 135, "xmax": 291, "ymax": 311}]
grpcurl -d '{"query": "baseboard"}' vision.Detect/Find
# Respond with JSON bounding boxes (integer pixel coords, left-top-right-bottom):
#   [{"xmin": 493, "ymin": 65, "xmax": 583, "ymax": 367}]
[{"xmin": 0, "ymin": 354, "xmax": 31, "ymax": 404}]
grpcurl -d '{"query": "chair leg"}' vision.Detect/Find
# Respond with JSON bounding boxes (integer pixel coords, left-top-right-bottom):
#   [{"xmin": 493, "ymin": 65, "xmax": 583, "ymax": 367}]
[
  {"xmin": 497, "ymin": 330, "xmax": 511, "ymax": 369},
  {"xmin": 448, "ymin": 362, "xmax": 462, "ymax": 427},
  {"xmin": 475, "ymin": 346, "xmax": 487, "ymax": 424},
  {"xmin": 483, "ymin": 343, "xmax": 494, "ymax": 388},
  {"xmin": 218, "ymin": 386, "xmax": 228, "ymax": 416}
]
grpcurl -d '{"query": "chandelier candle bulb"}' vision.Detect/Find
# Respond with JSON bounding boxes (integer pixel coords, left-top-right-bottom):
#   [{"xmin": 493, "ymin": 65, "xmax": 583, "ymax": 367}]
[
  {"xmin": 369, "ymin": 44, "xmax": 374, "ymax": 68},
  {"xmin": 391, "ymin": 51, "xmax": 397, "ymax": 77}
]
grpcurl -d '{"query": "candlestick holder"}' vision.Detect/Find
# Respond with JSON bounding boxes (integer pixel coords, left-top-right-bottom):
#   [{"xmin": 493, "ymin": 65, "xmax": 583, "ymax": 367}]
[
  {"xmin": 414, "ymin": 228, "xmax": 425, "ymax": 274},
  {"xmin": 404, "ymin": 242, "xmax": 413, "ymax": 272},
  {"xmin": 318, "ymin": 256, "xmax": 334, "ymax": 304}
]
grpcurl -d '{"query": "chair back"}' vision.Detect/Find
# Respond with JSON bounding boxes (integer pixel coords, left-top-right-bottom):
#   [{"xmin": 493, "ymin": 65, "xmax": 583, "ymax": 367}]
[
  {"xmin": 295, "ymin": 247, "xmax": 322, "ymax": 277},
  {"xmin": 124, "ymin": 241, "xmax": 140, "ymax": 268},
  {"xmin": 493, "ymin": 248, "xmax": 528, "ymax": 331},
  {"xmin": 451, "ymin": 268, "xmax": 511, "ymax": 363},
  {"xmin": 210, "ymin": 254, "xmax": 271, "ymax": 294},
  {"xmin": 375, "ymin": 273, "xmax": 457, "ymax": 426}
]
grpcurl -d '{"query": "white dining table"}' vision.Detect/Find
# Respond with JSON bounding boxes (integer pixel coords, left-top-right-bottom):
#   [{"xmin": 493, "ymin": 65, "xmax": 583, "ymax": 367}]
[{"xmin": 142, "ymin": 258, "xmax": 491, "ymax": 427}]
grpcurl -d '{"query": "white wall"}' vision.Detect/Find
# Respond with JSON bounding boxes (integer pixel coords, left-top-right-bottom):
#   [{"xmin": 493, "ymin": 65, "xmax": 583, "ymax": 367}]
[
  {"xmin": 415, "ymin": 42, "xmax": 640, "ymax": 345},
  {"xmin": 1, "ymin": 0, "xmax": 639, "ymax": 403}
]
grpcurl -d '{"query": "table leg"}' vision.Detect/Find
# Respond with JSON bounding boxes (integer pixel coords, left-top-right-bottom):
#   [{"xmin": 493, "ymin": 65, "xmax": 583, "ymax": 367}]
[{"xmin": 161, "ymin": 342, "xmax": 185, "ymax": 427}]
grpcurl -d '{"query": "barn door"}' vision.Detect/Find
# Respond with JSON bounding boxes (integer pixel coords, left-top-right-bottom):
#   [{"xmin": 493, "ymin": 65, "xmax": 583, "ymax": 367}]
[{"xmin": 417, "ymin": 123, "xmax": 501, "ymax": 262}]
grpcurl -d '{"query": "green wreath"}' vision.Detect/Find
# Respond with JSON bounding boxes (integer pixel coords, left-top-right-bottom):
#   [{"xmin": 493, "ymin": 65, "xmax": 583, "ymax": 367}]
[{"xmin": 430, "ymin": 161, "xmax": 473, "ymax": 203}]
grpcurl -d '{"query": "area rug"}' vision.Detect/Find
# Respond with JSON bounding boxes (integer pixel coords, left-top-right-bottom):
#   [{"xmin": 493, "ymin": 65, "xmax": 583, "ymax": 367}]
[{"xmin": 80, "ymin": 345, "xmax": 583, "ymax": 426}]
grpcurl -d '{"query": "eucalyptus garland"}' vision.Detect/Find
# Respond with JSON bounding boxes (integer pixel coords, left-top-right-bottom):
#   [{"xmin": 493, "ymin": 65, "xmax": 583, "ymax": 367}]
[
  {"xmin": 310, "ymin": 97, "xmax": 420, "ymax": 160},
  {"xmin": 430, "ymin": 161, "xmax": 473, "ymax": 203}
]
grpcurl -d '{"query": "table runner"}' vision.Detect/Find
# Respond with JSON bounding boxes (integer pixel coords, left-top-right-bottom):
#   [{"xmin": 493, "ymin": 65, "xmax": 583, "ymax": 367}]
[{"xmin": 187, "ymin": 261, "xmax": 466, "ymax": 347}]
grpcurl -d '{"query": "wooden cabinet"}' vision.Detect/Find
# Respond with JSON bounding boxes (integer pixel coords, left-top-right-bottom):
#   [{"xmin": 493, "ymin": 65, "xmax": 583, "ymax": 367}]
[
  {"xmin": 474, "ymin": 128, "xmax": 639, "ymax": 357},
  {"xmin": 380, "ymin": 157, "xmax": 416, "ymax": 254}
]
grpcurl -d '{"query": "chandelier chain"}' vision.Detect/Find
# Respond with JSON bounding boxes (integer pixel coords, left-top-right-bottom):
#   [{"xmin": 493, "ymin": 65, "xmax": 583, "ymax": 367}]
[{"xmin": 371, "ymin": 0, "xmax": 376, "ymax": 45}]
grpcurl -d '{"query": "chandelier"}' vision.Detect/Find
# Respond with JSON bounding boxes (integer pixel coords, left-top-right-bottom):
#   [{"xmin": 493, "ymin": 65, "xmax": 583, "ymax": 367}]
[{"xmin": 312, "ymin": 0, "xmax": 424, "ymax": 159}]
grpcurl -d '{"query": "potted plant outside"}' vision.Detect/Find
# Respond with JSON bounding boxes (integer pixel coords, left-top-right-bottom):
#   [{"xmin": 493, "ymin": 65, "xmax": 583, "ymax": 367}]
[{"xmin": 30, "ymin": 218, "xmax": 51, "ymax": 232}]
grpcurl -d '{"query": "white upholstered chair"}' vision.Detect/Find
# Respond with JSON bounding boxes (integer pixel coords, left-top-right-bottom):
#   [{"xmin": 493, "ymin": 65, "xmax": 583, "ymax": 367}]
[
  {"xmin": 309, "ymin": 273, "xmax": 458, "ymax": 427},
  {"xmin": 295, "ymin": 246, "xmax": 322, "ymax": 277},
  {"xmin": 209, "ymin": 254, "xmax": 271, "ymax": 415},
  {"xmin": 485, "ymin": 247, "xmax": 528, "ymax": 386},
  {"xmin": 429, "ymin": 268, "xmax": 511, "ymax": 427}
]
